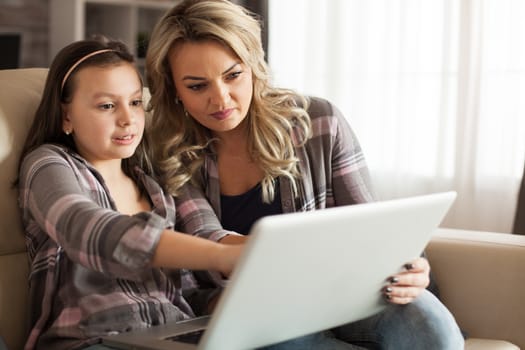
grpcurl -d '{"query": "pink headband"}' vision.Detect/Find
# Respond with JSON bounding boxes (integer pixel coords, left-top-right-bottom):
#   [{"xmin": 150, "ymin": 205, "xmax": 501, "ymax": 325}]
[{"xmin": 61, "ymin": 49, "xmax": 115, "ymax": 92}]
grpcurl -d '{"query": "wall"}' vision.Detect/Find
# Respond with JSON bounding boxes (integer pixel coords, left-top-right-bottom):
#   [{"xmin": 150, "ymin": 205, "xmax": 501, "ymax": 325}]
[
  {"xmin": 0, "ymin": 0, "xmax": 265, "ymax": 69},
  {"xmin": 0, "ymin": 0, "xmax": 49, "ymax": 68}
]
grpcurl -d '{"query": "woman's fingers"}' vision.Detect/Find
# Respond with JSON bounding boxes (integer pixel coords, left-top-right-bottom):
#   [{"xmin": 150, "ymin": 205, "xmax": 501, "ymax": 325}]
[
  {"xmin": 404, "ymin": 257, "xmax": 430, "ymax": 273},
  {"xmin": 388, "ymin": 269, "xmax": 430, "ymax": 288},
  {"xmin": 383, "ymin": 285, "xmax": 422, "ymax": 304},
  {"xmin": 383, "ymin": 257, "xmax": 431, "ymax": 304}
]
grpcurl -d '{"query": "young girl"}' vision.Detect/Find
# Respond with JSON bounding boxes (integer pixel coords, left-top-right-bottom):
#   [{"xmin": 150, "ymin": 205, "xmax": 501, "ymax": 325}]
[
  {"xmin": 17, "ymin": 37, "xmax": 242, "ymax": 350},
  {"xmin": 145, "ymin": 0, "xmax": 464, "ymax": 349}
]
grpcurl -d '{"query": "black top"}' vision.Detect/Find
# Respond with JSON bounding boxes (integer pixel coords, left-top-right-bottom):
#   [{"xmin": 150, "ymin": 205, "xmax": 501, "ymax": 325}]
[{"xmin": 220, "ymin": 180, "xmax": 283, "ymax": 234}]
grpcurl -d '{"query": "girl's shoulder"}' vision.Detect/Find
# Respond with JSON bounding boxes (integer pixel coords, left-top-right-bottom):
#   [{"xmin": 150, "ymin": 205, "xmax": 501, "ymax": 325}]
[
  {"xmin": 26, "ymin": 143, "xmax": 70, "ymax": 156},
  {"xmin": 21, "ymin": 144, "xmax": 84, "ymax": 173}
]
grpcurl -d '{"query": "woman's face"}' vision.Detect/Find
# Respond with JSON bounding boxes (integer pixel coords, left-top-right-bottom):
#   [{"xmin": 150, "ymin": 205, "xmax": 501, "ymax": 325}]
[
  {"xmin": 62, "ymin": 63, "xmax": 145, "ymax": 168},
  {"xmin": 168, "ymin": 40, "xmax": 253, "ymax": 138}
]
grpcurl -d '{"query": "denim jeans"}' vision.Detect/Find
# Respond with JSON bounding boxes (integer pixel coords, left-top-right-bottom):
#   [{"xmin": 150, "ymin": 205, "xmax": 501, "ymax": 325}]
[
  {"xmin": 260, "ymin": 290, "xmax": 464, "ymax": 350},
  {"xmin": 85, "ymin": 291, "xmax": 464, "ymax": 350}
]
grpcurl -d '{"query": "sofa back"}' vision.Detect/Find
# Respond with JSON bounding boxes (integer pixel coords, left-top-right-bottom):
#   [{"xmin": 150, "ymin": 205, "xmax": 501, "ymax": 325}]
[{"xmin": 0, "ymin": 68, "xmax": 48, "ymax": 350}]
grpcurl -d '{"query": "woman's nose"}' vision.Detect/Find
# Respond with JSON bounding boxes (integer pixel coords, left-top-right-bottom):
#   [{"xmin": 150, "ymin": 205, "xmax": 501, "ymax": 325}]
[{"xmin": 210, "ymin": 83, "xmax": 230, "ymax": 107}]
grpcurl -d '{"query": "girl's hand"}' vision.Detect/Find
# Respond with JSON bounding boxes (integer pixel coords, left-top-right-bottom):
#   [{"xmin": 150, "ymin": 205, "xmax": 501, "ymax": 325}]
[
  {"xmin": 383, "ymin": 257, "xmax": 430, "ymax": 304},
  {"xmin": 216, "ymin": 243, "xmax": 244, "ymax": 278}
]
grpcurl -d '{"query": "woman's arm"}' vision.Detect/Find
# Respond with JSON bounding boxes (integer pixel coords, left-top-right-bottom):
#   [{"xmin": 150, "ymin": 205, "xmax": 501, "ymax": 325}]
[
  {"xmin": 326, "ymin": 99, "xmax": 376, "ymax": 205},
  {"xmin": 174, "ymin": 182, "xmax": 245, "ymax": 243},
  {"xmin": 171, "ymin": 178, "xmax": 247, "ymax": 314},
  {"xmin": 307, "ymin": 99, "xmax": 431, "ymax": 304}
]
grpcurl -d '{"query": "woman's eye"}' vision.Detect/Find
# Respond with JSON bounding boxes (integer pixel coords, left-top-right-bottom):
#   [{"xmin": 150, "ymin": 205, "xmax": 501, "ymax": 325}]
[
  {"xmin": 227, "ymin": 71, "xmax": 242, "ymax": 80},
  {"xmin": 188, "ymin": 83, "xmax": 206, "ymax": 91}
]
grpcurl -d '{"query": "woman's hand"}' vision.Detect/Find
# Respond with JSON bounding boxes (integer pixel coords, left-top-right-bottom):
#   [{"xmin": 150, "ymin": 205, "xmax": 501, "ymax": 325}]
[{"xmin": 383, "ymin": 257, "xmax": 430, "ymax": 304}]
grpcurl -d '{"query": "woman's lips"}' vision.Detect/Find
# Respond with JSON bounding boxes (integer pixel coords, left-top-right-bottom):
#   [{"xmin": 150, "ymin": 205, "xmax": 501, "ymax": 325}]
[{"xmin": 210, "ymin": 108, "xmax": 234, "ymax": 120}]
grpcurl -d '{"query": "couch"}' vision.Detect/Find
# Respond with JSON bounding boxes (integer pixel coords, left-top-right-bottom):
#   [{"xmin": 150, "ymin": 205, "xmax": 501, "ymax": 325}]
[{"xmin": 0, "ymin": 68, "xmax": 523, "ymax": 350}]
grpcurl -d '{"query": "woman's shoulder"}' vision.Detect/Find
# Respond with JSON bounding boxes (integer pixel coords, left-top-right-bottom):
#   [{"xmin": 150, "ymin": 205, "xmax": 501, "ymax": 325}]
[
  {"xmin": 304, "ymin": 96, "xmax": 337, "ymax": 119},
  {"xmin": 302, "ymin": 96, "xmax": 349, "ymax": 133}
]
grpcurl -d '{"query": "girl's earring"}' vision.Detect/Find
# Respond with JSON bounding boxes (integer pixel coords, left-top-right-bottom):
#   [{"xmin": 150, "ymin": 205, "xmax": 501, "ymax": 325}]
[{"xmin": 64, "ymin": 129, "xmax": 71, "ymax": 135}]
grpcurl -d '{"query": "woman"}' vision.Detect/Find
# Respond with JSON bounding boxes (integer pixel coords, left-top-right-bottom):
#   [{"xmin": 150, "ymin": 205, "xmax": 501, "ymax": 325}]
[
  {"xmin": 145, "ymin": 0, "xmax": 464, "ymax": 348},
  {"xmin": 17, "ymin": 36, "xmax": 242, "ymax": 350}
]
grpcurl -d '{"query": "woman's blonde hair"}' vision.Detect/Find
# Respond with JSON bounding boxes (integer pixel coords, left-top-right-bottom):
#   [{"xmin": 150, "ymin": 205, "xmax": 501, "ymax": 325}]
[{"xmin": 146, "ymin": 0, "xmax": 311, "ymax": 202}]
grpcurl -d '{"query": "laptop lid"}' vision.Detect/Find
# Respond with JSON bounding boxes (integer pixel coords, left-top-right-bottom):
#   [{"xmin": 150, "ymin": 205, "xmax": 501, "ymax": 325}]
[{"xmin": 103, "ymin": 191, "xmax": 456, "ymax": 350}]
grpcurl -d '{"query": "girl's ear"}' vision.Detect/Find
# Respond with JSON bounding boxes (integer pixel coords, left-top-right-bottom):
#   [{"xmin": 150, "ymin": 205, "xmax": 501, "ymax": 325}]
[{"xmin": 61, "ymin": 105, "xmax": 73, "ymax": 135}]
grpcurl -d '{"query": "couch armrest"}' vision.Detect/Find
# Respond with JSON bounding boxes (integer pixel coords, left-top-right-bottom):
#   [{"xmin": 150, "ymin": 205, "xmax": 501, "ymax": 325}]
[{"xmin": 426, "ymin": 228, "xmax": 525, "ymax": 348}]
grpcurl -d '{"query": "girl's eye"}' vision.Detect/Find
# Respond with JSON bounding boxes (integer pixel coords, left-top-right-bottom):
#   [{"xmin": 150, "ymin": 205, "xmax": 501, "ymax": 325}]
[
  {"xmin": 99, "ymin": 103, "xmax": 114, "ymax": 110},
  {"xmin": 131, "ymin": 99, "xmax": 143, "ymax": 107}
]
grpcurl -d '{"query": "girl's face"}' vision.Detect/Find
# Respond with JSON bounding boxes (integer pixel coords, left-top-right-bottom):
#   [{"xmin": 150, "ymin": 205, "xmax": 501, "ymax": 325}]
[
  {"xmin": 62, "ymin": 63, "xmax": 144, "ymax": 168},
  {"xmin": 168, "ymin": 40, "xmax": 253, "ymax": 138}
]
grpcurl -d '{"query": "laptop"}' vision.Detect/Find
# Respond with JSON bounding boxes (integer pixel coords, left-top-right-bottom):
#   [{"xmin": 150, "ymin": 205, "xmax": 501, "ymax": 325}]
[{"xmin": 103, "ymin": 191, "xmax": 457, "ymax": 350}]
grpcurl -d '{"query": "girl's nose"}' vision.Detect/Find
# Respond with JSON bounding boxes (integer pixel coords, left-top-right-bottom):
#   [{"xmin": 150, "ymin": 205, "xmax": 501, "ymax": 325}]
[{"xmin": 118, "ymin": 106, "xmax": 134, "ymax": 127}]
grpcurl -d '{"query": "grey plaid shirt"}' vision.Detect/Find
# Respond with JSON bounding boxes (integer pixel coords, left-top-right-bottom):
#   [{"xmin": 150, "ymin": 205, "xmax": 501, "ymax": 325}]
[
  {"xmin": 202, "ymin": 96, "xmax": 376, "ymax": 219},
  {"xmin": 19, "ymin": 144, "xmax": 233, "ymax": 350}
]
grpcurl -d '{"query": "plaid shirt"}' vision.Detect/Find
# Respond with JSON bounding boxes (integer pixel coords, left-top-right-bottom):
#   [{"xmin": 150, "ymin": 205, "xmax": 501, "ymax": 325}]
[
  {"xmin": 202, "ymin": 96, "xmax": 376, "ymax": 219},
  {"xmin": 18, "ymin": 144, "xmax": 232, "ymax": 350}
]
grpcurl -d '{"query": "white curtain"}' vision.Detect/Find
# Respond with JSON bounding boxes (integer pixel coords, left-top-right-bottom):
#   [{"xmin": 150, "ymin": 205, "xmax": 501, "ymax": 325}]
[{"xmin": 268, "ymin": 0, "xmax": 525, "ymax": 233}]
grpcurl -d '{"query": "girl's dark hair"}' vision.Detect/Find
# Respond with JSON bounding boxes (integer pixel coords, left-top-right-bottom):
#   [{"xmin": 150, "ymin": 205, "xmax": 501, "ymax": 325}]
[{"xmin": 17, "ymin": 36, "xmax": 153, "ymax": 186}]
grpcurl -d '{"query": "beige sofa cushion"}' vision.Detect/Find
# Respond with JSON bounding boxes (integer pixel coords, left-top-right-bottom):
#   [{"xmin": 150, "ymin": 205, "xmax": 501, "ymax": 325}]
[
  {"xmin": 465, "ymin": 338, "xmax": 519, "ymax": 350},
  {"xmin": 0, "ymin": 68, "xmax": 47, "ymax": 255},
  {"xmin": 0, "ymin": 68, "xmax": 48, "ymax": 350},
  {"xmin": 427, "ymin": 229, "xmax": 525, "ymax": 349}
]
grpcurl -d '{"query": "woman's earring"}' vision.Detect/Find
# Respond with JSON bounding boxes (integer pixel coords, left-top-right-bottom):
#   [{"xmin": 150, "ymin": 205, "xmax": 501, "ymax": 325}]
[
  {"xmin": 64, "ymin": 129, "xmax": 71, "ymax": 135},
  {"xmin": 174, "ymin": 95, "xmax": 189, "ymax": 117}
]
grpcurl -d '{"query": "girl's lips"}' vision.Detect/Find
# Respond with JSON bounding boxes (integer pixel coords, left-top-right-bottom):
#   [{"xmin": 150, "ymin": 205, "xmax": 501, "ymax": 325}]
[
  {"xmin": 210, "ymin": 108, "xmax": 234, "ymax": 120},
  {"xmin": 112, "ymin": 134, "xmax": 135, "ymax": 145}
]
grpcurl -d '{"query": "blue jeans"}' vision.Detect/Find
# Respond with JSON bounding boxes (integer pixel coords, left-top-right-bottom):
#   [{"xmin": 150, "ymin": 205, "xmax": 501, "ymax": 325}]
[
  {"xmin": 85, "ymin": 291, "xmax": 464, "ymax": 350},
  {"xmin": 260, "ymin": 290, "xmax": 464, "ymax": 350}
]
